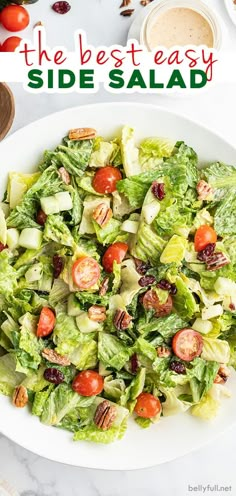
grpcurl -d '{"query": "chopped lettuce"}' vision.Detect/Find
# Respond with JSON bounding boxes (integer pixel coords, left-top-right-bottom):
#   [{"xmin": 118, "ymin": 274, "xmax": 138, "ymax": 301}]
[
  {"xmin": 121, "ymin": 126, "xmax": 141, "ymax": 177},
  {"xmin": 0, "ymin": 353, "xmax": 25, "ymax": 395}
]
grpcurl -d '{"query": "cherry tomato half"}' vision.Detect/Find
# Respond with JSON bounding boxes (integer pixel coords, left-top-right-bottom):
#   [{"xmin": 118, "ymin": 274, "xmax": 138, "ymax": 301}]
[
  {"xmin": 37, "ymin": 307, "xmax": 56, "ymax": 338},
  {"xmin": 141, "ymin": 289, "xmax": 173, "ymax": 317},
  {"xmin": 172, "ymin": 328, "xmax": 203, "ymax": 362},
  {"xmin": 72, "ymin": 256, "xmax": 100, "ymax": 289},
  {"xmin": 92, "ymin": 166, "xmax": 122, "ymax": 194},
  {"xmin": 134, "ymin": 392, "xmax": 161, "ymax": 418},
  {"xmin": 194, "ymin": 225, "xmax": 217, "ymax": 252},
  {"xmin": 72, "ymin": 370, "xmax": 104, "ymax": 397},
  {"xmin": 102, "ymin": 242, "xmax": 128, "ymax": 273},
  {"xmin": 1, "ymin": 5, "xmax": 30, "ymax": 32},
  {"xmin": 1, "ymin": 36, "xmax": 22, "ymax": 52}
]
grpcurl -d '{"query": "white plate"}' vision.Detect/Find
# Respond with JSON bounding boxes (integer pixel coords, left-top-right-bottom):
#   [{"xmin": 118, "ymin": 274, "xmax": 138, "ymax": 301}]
[
  {"xmin": 224, "ymin": 0, "xmax": 236, "ymax": 26},
  {"xmin": 0, "ymin": 102, "xmax": 236, "ymax": 470}
]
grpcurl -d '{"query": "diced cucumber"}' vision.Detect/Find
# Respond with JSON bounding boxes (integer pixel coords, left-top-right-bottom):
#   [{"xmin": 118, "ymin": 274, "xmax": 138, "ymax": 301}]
[
  {"xmin": 67, "ymin": 294, "xmax": 82, "ymax": 317},
  {"xmin": 76, "ymin": 312, "xmax": 101, "ymax": 333},
  {"xmin": 25, "ymin": 263, "xmax": 43, "ymax": 283},
  {"xmin": 192, "ymin": 318, "xmax": 213, "ymax": 334},
  {"xmin": 214, "ymin": 277, "xmax": 236, "ymax": 296},
  {"xmin": 40, "ymin": 196, "xmax": 60, "ymax": 215},
  {"xmin": 121, "ymin": 219, "xmax": 139, "ymax": 234},
  {"xmin": 6, "ymin": 228, "xmax": 19, "ymax": 251},
  {"xmin": 202, "ymin": 304, "xmax": 223, "ymax": 320},
  {"xmin": 19, "ymin": 228, "xmax": 43, "ymax": 250},
  {"xmin": 54, "ymin": 192, "xmax": 73, "ymax": 212},
  {"xmin": 0, "ymin": 207, "xmax": 7, "ymax": 245},
  {"xmin": 142, "ymin": 201, "xmax": 160, "ymax": 225}
]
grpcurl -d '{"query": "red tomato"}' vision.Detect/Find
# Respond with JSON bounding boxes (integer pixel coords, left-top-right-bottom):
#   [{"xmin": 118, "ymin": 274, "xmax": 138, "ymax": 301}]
[
  {"xmin": 134, "ymin": 392, "xmax": 161, "ymax": 418},
  {"xmin": 141, "ymin": 289, "xmax": 173, "ymax": 317},
  {"xmin": 72, "ymin": 257, "xmax": 100, "ymax": 289},
  {"xmin": 1, "ymin": 5, "xmax": 29, "ymax": 32},
  {"xmin": 194, "ymin": 225, "xmax": 217, "ymax": 252},
  {"xmin": 37, "ymin": 307, "xmax": 56, "ymax": 338},
  {"xmin": 92, "ymin": 166, "xmax": 122, "ymax": 194},
  {"xmin": 102, "ymin": 242, "xmax": 128, "ymax": 273},
  {"xmin": 172, "ymin": 328, "xmax": 203, "ymax": 362},
  {"xmin": 72, "ymin": 370, "xmax": 104, "ymax": 397},
  {"xmin": 1, "ymin": 36, "xmax": 22, "ymax": 52}
]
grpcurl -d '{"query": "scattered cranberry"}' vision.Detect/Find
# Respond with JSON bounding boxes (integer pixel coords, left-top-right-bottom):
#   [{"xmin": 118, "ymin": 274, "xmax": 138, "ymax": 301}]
[
  {"xmin": 134, "ymin": 257, "xmax": 151, "ymax": 275},
  {"xmin": 52, "ymin": 1, "xmax": 71, "ymax": 14},
  {"xmin": 197, "ymin": 243, "xmax": 216, "ymax": 262},
  {"xmin": 138, "ymin": 275, "xmax": 156, "ymax": 287},
  {"xmin": 157, "ymin": 279, "xmax": 172, "ymax": 291},
  {"xmin": 229, "ymin": 302, "xmax": 235, "ymax": 311},
  {"xmin": 130, "ymin": 353, "xmax": 139, "ymax": 374},
  {"xmin": 170, "ymin": 284, "xmax": 177, "ymax": 295},
  {"xmin": 44, "ymin": 368, "xmax": 64, "ymax": 384},
  {"xmin": 151, "ymin": 182, "xmax": 165, "ymax": 201},
  {"xmin": 53, "ymin": 255, "xmax": 64, "ymax": 279},
  {"xmin": 0, "ymin": 242, "xmax": 7, "ymax": 252},
  {"xmin": 36, "ymin": 209, "xmax": 47, "ymax": 226},
  {"xmin": 170, "ymin": 361, "xmax": 186, "ymax": 374}
]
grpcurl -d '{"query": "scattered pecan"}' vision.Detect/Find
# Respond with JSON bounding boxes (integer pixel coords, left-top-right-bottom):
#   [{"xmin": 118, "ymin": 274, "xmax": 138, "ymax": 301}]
[
  {"xmin": 141, "ymin": 289, "xmax": 173, "ymax": 317},
  {"xmin": 34, "ymin": 21, "xmax": 43, "ymax": 27},
  {"xmin": 88, "ymin": 305, "xmax": 106, "ymax": 322},
  {"xmin": 214, "ymin": 365, "xmax": 230, "ymax": 384},
  {"xmin": 197, "ymin": 180, "xmax": 214, "ymax": 201},
  {"xmin": 140, "ymin": 0, "xmax": 153, "ymax": 5},
  {"xmin": 42, "ymin": 348, "xmax": 71, "ymax": 366},
  {"xmin": 58, "ymin": 167, "xmax": 71, "ymax": 185},
  {"xmin": 99, "ymin": 276, "xmax": 109, "ymax": 296},
  {"xmin": 92, "ymin": 203, "xmax": 112, "ymax": 228},
  {"xmin": 113, "ymin": 309, "xmax": 132, "ymax": 330},
  {"xmin": 134, "ymin": 257, "xmax": 151, "ymax": 275},
  {"xmin": 68, "ymin": 128, "xmax": 97, "ymax": 141},
  {"xmin": 94, "ymin": 400, "xmax": 117, "ymax": 430},
  {"xmin": 120, "ymin": 0, "xmax": 131, "ymax": 7},
  {"xmin": 157, "ymin": 346, "xmax": 171, "ymax": 358},
  {"xmin": 13, "ymin": 386, "xmax": 28, "ymax": 408},
  {"xmin": 205, "ymin": 252, "xmax": 230, "ymax": 271},
  {"xmin": 120, "ymin": 9, "xmax": 134, "ymax": 16}
]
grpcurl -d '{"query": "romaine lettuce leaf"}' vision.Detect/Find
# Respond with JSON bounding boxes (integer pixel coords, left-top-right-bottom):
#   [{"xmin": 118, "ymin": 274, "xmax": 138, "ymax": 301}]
[
  {"xmin": 98, "ymin": 332, "xmax": 131, "ymax": 371},
  {"xmin": 0, "ymin": 353, "xmax": 25, "ymax": 395},
  {"xmin": 89, "ymin": 140, "xmax": 118, "ymax": 168},
  {"xmin": 121, "ymin": 126, "xmax": 141, "ymax": 177},
  {"xmin": 131, "ymin": 222, "xmax": 166, "ymax": 264},
  {"xmin": 173, "ymin": 276, "xmax": 199, "ymax": 319},
  {"xmin": 44, "ymin": 215, "xmax": 75, "ymax": 247},
  {"xmin": 68, "ymin": 340, "xmax": 98, "ymax": 370},
  {"xmin": 0, "ymin": 250, "xmax": 17, "ymax": 295},
  {"xmin": 41, "ymin": 383, "xmax": 81, "ymax": 425},
  {"xmin": 139, "ymin": 137, "xmax": 175, "ymax": 171},
  {"xmin": 103, "ymin": 375, "xmax": 126, "ymax": 401},
  {"xmin": 214, "ymin": 190, "xmax": 236, "ymax": 236},
  {"xmin": 201, "ymin": 337, "xmax": 230, "ymax": 363},
  {"xmin": 93, "ymin": 218, "xmax": 128, "ymax": 246}
]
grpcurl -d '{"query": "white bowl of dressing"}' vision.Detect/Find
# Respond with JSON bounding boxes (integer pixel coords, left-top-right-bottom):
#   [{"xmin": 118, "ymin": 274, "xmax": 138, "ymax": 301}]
[{"xmin": 140, "ymin": 0, "xmax": 222, "ymax": 50}]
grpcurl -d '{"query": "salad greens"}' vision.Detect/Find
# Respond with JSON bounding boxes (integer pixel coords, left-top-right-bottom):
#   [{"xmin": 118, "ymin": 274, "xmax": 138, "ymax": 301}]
[{"xmin": 0, "ymin": 125, "xmax": 235, "ymax": 445}]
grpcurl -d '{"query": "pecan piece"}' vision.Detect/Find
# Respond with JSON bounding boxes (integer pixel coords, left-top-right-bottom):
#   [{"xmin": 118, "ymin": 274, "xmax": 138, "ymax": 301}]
[
  {"xmin": 94, "ymin": 400, "xmax": 117, "ymax": 430},
  {"xmin": 120, "ymin": 0, "xmax": 131, "ymax": 6},
  {"xmin": 214, "ymin": 365, "xmax": 230, "ymax": 384},
  {"xmin": 140, "ymin": 0, "xmax": 153, "ymax": 5},
  {"xmin": 113, "ymin": 309, "xmax": 132, "ymax": 330},
  {"xmin": 88, "ymin": 305, "xmax": 106, "ymax": 322},
  {"xmin": 92, "ymin": 203, "xmax": 112, "ymax": 228},
  {"xmin": 42, "ymin": 348, "xmax": 71, "ymax": 366},
  {"xmin": 58, "ymin": 166, "xmax": 71, "ymax": 185},
  {"xmin": 120, "ymin": 8, "xmax": 134, "ymax": 16},
  {"xmin": 13, "ymin": 386, "xmax": 28, "ymax": 408},
  {"xmin": 99, "ymin": 276, "xmax": 109, "ymax": 296},
  {"xmin": 206, "ymin": 252, "xmax": 230, "ymax": 271},
  {"xmin": 197, "ymin": 180, "xmax": 214, "ymax": 201},
  {"xmin": 157, "ymin": 346, "xmax": 171, "ymax": 358},
  {"xmin": 68, "ymin": 128, "xmax": 97, "ymax": 141}
]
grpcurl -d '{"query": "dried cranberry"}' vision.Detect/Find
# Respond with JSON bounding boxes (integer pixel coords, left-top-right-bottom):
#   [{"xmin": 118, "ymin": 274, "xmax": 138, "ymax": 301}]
[
  {"xmin": 53, "ymin": 255, "xmax": 64, "ymax": 279},
  {"xmin": 52, "ymin": 1, "xmax": 71, "ymax": 14},
  {"xmin": 157, "ymin": 279, "xmax": 172, "ymax": 291},
  {"xmin": 151, "ymin": 182, "xmax": 165, "ymax": 201},
  {"xmin": 170, "ymin": 283, "xmax": 177, "ymax": 295},
  {"xmin": 170, "ymin": 361, "xmax": 186, "ymax": 374},
  {"xmin": 197, "ymin": 243, "xmax": 216, "ymax": 262},
  {"xmin": 138, "ymin": 275, "xmax": 156, "ymax": 287},
  {"xmin": 44, "ymin": 368, "xmax": 64, "ymax": 384},
  {"xmin": 229, "ymin": 302, "xmax": 236, "ymax": 311},
  {"xmin": 130, "ymin": 353, "xmax": 139, "ymax": 374},
  {"xmin": 0, "ymin": 242, "xmax": 7, "ymax": 252},
  {"xmin": 36, "ymin": 209, "xmax": 47, "ymax": 226},
  {"xmin": 134, "ymin": 257, "xmax": 151, "ymax": 275}
]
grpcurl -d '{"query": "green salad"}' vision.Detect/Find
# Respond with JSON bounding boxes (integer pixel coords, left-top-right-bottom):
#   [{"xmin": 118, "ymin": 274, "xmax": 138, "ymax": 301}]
[{"xmin": 0, "ymin": 125, "xmax": 236, "ymax": 444}]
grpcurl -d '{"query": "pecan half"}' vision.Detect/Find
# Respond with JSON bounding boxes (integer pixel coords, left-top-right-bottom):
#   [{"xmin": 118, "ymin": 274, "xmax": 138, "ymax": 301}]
[
  {"xmin": 13, "ymin": 386, "xmax": 28, "ymax": 408},
  {"xmin": 120, "ymin": 8, "xmax": 134, "ymax": 16},
  {"xmin": 42, "ymin": 348, "xmax": 71, "ymax": 366},
  {"xmin": 68, "ymin": 128, "xmax": 97, "ymax": 141},
  {"xmin": 197, "ymin": 180, "xmax": 214, "ymax": 201},
  {"xmin": 214, "ymin": 364, "xmax": 230, "ymax": 384},
  {"xmin": 140, "ymin": 0, "xmax": 153, "ymax": 5},
  {"xmin": 88, "ymin": 305, "xmax": 106, "ymax": 322},
  {"xmin": 120, "ymin": 0, "xmax": 131, "ymax": 6},
  {"xmin": 206, "ymin": 252, "xmax": 230, "ymax": 271},
  {"xmin": 58, "ymin": 166, "xmax": 71, "ymax": 185},
  {"xmin": 99, "ymin": 276, "xmax": 109, "ymax": 296},
  {"xmin": 94, "ymin": 400, "xmax": 117, "ymax": 430},
  {"xmin": 157, "ymin": 346, "xmax": 171, "ymax": 358},
  {"xmin": 92, "ymin": 203, "xmax": 112, "ymax": 228},
  {"xmin": 113, "ymin": 309, "xmax": 132, "ymax": 330}
]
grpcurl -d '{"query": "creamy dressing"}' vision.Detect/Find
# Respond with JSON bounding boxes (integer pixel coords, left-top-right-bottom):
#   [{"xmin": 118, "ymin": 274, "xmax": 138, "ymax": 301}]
[{"xmin": 147, "ymin": 8, "xmax": 214, "ymax": 49}]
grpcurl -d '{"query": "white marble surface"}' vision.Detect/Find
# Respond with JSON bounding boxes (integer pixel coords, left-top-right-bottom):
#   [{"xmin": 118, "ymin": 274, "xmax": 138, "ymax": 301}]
[{"xmin": 1, "ymin": 0, "xmax": 236, "ymax": 494}]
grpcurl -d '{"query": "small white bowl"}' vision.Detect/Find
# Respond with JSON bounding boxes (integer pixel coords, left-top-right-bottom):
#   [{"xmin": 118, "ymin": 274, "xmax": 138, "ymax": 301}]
[{"xmin": 140, "ymin": 0, "xmax": 222, "ymax": 50}]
